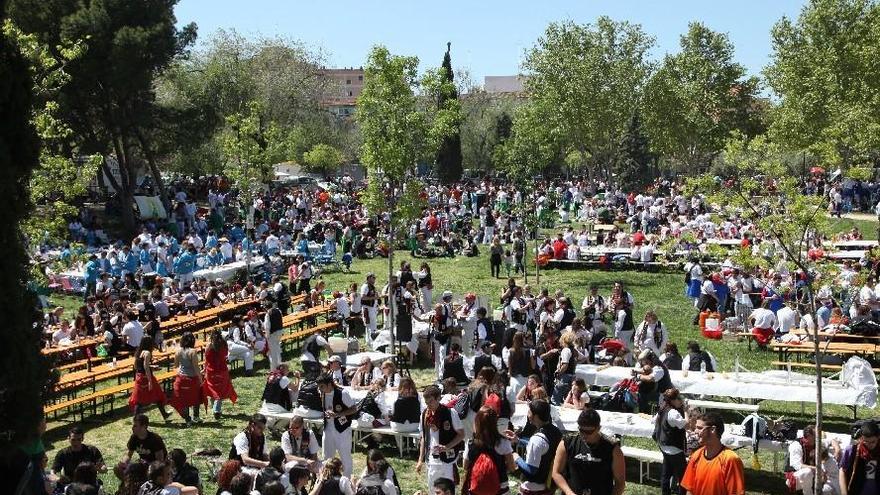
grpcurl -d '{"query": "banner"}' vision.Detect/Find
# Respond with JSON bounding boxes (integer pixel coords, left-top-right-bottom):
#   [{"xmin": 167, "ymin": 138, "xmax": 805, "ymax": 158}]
[{"xmin": 133, "ymin": 195, "xmax": 167, "ymax": 219}]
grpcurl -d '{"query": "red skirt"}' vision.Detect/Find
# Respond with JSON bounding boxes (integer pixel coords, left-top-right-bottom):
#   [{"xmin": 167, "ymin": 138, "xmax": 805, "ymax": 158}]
[
  {"xmin": 752, "ymin": 327, "xmax": 775, "ymax": 346},
  {"xmin": 129, "ymin": 372, "xmax": 168, "ymax": 410},
  {"xmin": 202, "ymin": 369, "xmax": 238, "ymax": 403},
  {"xmin": 170, "ymin": 374, "xmax": 207, "ymax": 415}
]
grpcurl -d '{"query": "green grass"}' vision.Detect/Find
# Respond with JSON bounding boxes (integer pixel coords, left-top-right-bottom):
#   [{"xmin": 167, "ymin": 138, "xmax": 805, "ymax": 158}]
[{"xmin": 44, "ymin": 245, "xmax": 876, "ymax": 495}]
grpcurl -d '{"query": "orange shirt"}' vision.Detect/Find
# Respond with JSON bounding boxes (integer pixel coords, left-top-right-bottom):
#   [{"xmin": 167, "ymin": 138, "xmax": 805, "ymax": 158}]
[{"xmin": 681, "ymin": 446, "xmax": 745, "ymax": 495}]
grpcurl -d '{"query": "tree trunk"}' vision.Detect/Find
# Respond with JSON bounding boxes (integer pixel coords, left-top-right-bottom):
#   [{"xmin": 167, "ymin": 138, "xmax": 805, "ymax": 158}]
[
  {"xmin": 135, "ymin": 130, "xmax": 171, "ymax": 217},
  {"xmin": 806, "ymin": 284, "xmax": 824, "ymax": 495}
]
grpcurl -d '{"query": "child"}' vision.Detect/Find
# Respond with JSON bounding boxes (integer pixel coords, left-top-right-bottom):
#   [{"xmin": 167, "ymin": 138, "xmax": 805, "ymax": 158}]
[{"xmin": 503, "ymin": 249, "xmax": 514, "ymax": 277}]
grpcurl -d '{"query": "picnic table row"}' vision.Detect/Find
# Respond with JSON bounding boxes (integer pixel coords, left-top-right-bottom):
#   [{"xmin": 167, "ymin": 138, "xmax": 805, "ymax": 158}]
[{"xmin": 44, "ymin": 303, "xmax": 335, "ymax": 420}]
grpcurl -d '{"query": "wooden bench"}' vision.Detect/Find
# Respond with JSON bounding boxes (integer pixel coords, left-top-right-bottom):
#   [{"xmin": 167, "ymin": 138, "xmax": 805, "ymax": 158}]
[
  {"xmin": 45, "ymin": 370, "xmax": 176, "ymax": 420},
  {"xmin": 621, "ymin": 446, "xmax": 663, "ymax": 483},
  {"xmin": 686, "ymin": 399, "xmax": 760, "ymax": 414},
  {"xmin": 771, "ymin": 361, "xmax": 880, "ymax": 373}
]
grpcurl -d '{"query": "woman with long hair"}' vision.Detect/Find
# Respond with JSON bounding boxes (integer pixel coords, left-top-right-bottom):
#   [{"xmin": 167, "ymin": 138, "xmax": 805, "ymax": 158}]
[
  {"xmin": 654, "ymin": 388, "xmax": 687, "ymax": 495},
  {"xmin": 505, "ymin": 332, "xmax": 534, "ymax": 394},
  {"xmin": 515, "ymin": 374, "xmax": 546, "ymax": 403},
  {"xmin": 462, "ymin": 406, "xmax": 516, "ymax": 495},
  {"xmin": 115, "ymin": 461, "xmax": 148, "ymax": 495},
  {"xmin": 215, "ymin": 460, "xmax": 242, "ymax": 495},
  {"xmin": 203, "ymin": 328, "xmax": 237, "ymax": 420},
  {"xmin": 309, "ymin": 457, "xmax": 353, "ymax": 495},
  {"xmin": 170, "ymin": 331, "xmax": 206, "ymax": 425},
  {"xmin": 390, "ymin": 377, "xmax": 422, "ymax": 433},
  {"xmin": 128, "ymin": 335, "xmax": 171, "ymax": 420}
]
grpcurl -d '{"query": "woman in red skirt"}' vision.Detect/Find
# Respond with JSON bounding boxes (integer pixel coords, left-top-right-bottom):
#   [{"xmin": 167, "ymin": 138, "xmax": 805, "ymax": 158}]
[
  {"xmin": 129, "ymin": 335, "xmax": 171, "ymax": 421},
  {"xmin": 170, "ymin": 331, "xmax": 206, "ymax": 425},
  {"xmin": 202, "ymin": 328, "xmax": 237, "ymax": 420}
]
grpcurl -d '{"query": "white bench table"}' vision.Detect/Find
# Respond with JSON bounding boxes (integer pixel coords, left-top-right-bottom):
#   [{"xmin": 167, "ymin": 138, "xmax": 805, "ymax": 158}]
[
  {"xmin": 621, "ymin": 446, "xmax": 663, "ymax": 483},
  {"xmin": 687, "ymin": 399, "xmax": 760, "ymax": 414}
]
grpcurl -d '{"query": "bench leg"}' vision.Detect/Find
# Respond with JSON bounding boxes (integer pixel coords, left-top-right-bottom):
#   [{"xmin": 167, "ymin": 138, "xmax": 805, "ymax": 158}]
[{"xmin": 395, "ymin": 435, "xmax": 404, "ymax": 458}]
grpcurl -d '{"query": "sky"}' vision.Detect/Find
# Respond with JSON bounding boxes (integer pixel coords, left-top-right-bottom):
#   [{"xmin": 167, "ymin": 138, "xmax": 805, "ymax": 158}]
[{"xmin": 174, "ymin": 0, "xmax": 808, "ymax": 85}]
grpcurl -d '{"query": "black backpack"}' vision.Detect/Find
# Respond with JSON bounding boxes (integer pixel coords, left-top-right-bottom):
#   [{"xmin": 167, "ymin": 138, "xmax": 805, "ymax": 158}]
[
  {"xmin": 297, "ymin": 381, "xmax": 322, "ymax": 411},
  {"xmin": 354, "ymin": 474, "xmax": 385, "ymax": 495}
]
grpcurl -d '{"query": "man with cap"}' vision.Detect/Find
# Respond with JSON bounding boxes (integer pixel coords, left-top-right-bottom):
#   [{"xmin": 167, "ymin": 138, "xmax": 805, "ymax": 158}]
[
  {"xmin": 360, "ymin": 273, "xmax": 379, "ymax": 346},
  {"xmin": 552, "ymin": 408, "xmax": 626, "ymax": 495},
  {"xmin": 326, "ymin": 355, "xmax": 347, "ymax": 386}
]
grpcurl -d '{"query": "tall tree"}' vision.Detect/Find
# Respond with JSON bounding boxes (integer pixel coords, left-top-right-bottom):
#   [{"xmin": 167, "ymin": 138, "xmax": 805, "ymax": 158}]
[
  {"xmin": 765, "ymin": 0, "xmax": 880, "ymax": 166},
  {"xmin": 615, "ymin": 112, "xmax": 655, "ymax": 191},
  {"xmin": 302, "ymin": 143, "xmax": 343, "ymax": 177},
  {"xmin": 357, "ymin": 45, "xmax": 457, "ymax": 352},
  {"xmin": 435, "ymin": 42, "xmax": 463, "ymax": 183},
  {"xmin": 522, "ymin": 18, "xmax": 655, "ymax": 178},
  {"xmin": 643, "ymin": 22, "xmax": 762, "ymax": 172},
  {"xmin": 9, "ymin": 0, "xmax": 197, "ymax": 236},
  {"xmin": 0, "ymin": 0, "xmax": 51, "ymax": 469}
]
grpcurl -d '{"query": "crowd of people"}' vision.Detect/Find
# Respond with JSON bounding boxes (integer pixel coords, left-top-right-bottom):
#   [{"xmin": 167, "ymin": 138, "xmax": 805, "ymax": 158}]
[{"xmin": 31, "ymin": 169, "xmax": 880, "ymax": 495}]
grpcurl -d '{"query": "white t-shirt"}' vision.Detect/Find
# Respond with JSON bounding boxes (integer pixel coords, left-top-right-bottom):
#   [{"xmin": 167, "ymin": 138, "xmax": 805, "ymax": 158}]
[
  {"xmin": 750, "ymin": 308, "xmax": 777, "ymax": 329},
  {"xmin": 121, "ymin": 320, "xmax": 144, "ymax": 347},
  {"xmin": 658, "ymin": 408, "xmax": 687, "ymax": 455},
  {"xmin": 776, "ymin": 306, "xmax": 798, "ymax": 334},
  {"xmin": 232, "ymin": 431, "xmax": 270, "ymax": 459},
  {"xmin": 281, "ymin": 430, "xmax": 319, "ymax": 458},
  {"xmin": 521, "ymin": 432, "xmax": 551, "ymax": 490}
]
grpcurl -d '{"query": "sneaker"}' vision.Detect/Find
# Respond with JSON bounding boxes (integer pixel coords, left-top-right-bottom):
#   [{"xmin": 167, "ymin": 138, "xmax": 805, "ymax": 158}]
[{"xmin": 192, "ymin": 416, "xmax": 203, "ymax": 423}]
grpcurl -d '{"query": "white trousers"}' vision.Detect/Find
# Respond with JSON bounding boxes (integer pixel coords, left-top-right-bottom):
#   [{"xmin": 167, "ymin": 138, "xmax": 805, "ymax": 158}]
[
  {"xmin": 227, "ymin": 343, "xmax": 254, "ymax": 370},
  {"xmin": 322, "ymin": 426, "xmax": 353, "ymax": 476},
  {"xmin": 794, "ymin": 458, "xmax": 839, "ymax": 495},
  {"xmin": 484, "ymin": 226, "xmax": 495, "ymax": 243},
  {"xmin": 267, "ymin": 331, "xmax": 282, "ymax": 370},
  {"xmin": 364, "ymin": 306, "xmax": 378, "ymax": 345},
  {"xmin": 434, "ymin": 341, "xmax": 447, "ymax": 380},
  {"xmin": 177, "ymin": 272, "xmax": 193, "ymax": 290}
]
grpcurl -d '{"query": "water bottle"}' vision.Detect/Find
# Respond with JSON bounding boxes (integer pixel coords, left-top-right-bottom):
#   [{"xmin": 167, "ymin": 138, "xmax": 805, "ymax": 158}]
[
  {"xmin": 700, "ymin": 361, "xmax": 707, "ymax": 376},
  {"xmin": 111, "ymin": 357, "xmax": 117, "ymax": 369}
]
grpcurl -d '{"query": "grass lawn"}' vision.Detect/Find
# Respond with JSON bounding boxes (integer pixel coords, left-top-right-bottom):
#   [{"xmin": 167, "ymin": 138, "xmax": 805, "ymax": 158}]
[{"xmin": 44, "ymin": 236, "xmax": 878, "ymax": 494}]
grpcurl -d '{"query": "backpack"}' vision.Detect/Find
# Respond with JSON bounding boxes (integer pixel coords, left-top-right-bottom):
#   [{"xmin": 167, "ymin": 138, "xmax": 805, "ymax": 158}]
[
  {"xmin": 450, "ymin": 390, "xmax": 471, "ymax": 420},
  {"xmin": 354, "ymin": 474, "xmax": 385, "ymax": 495},
  {"xmin": 684, "ymin": 267, "xmax": 692, "ymax": 285},
  {"xmin": 464, "ymin": 443, "xmax": 502, "ymax": 495},
  {"xmin": 297, "ymin": 381, "xmax": 322, "ymax": 411}
]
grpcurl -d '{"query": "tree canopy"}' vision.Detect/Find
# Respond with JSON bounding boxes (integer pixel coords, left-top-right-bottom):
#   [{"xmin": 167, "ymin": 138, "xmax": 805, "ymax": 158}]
[{"xmin": 765, "ymin": 0, "xmax": 880, "ymax": 166}]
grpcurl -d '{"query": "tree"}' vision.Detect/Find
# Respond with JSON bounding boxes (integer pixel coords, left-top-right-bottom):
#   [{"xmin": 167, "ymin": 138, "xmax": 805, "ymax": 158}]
[
  {"xmin": 522, "ymin": 18, "xmax": 654, "ymax": 178},
  {"xmin": 456, "ymin": 68, "xmax": 520, "ymax": 171},
  {"xmin": 9, "ymin": 0, "xmax": 197, "ymax": 236},
  {"xmin": 615, "ymin": 112, "xmax": 655, "ymax": 191},
  {"xmin": 643, "ymin": 22, "xmax": 762, "ymax": 172},
  {"xmin": 688, "ymin": 134, "xmax": 837, "ymax": 494},
  {"xmin": 4, "ymin": 21, "xmax": 99, "ymax": 250},
  {"xmin": 435, "ymin": 42, "xmax": 463, "ymax": 183},
  {"xmin": 302, "ymin": 143, "xmax": 343, "ymax": 177},
  {"xmin": 0, "ymin": 0, "xmax": 51, "ymax": 463},
  {"xmin": 356, "ymin": 45, "xmax": 457, "ymax": 352},
  {"xmin": 765, "ymin": 0, "xmax": 880, "ymax": 167}
]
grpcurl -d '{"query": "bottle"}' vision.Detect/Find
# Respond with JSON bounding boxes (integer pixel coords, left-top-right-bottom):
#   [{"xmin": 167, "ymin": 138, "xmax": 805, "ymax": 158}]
[
  {"xmin": 111, "ymin": 357, "xmax": 117, "ymax": 369},
  {"xmin": 700, "ymin": 361, "xmax": 707, "ymax": 376}
]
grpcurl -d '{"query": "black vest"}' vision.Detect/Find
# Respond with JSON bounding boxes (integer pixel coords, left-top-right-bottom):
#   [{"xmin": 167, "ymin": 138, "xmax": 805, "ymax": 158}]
[
  {"xmin": 392, "ymin": 395, "xmax": 421, "ymax": 424},
  {"xmin": 358, "ymin": 391, "xmax": 383, "ymax": 419},
  {"xmin": 317, "ymin": 477, "xmax": 343, "ymax": 495},
  {"xmin": 356, "ymin": 368, "xmax": 374, "ymax": 388},
  {"xmin": 559, "ymin": 308, "xmax": 576, "ymax": 330},
  {"xmin": 228, "ymin": 431, "xmax": 266, "ymax": 463},
  {"xmin": 653, "ymin": 407, "xmax": 686, "ymax": 450},
  {"xmin": 288, "ymin": 430, "xmax": 312, "ymax": 458},
  {"xmin": 326, "ymin": 388, "xmax": 353, "ymax": 432},
  {"xmin": 268, "ymin": 307, "xmax": 283, "ymax": 334},
  {"xmin": 562, "ymin": 344, "xmax": 577, "ymax": 375},
  {"xmin": 443, "ymin": 355, "xmax": 469, "ymax": 384},
  {"xmin": 465, "ymin": 440, "xmax": 508, "ymax": 488},
  {"xmin": 472, "ymin": 354, "xmax": 495, "ymax": 376},
  {"xmin": 419, "ymin": 272, "xmax": 432, "ymax": 288},
  {"xmin": 508, "ymin": 349, "xmax": 531, "ymax": 377},
  {"xmin": 399, "ymin": 270, "xmax": 416, "ymax": 289},
  {"xmin": 422, "ymin": 405, "xmax": 457, "ymax": 463},
  {"xmin": 474, "ymin": 317, "xmax": 493, "ymax": 347},
  {"xmin": 261, "ymin": 379, "xmax": 292, "ymax": 410},
  {"xmin": 523, "ymin": 423, "xmax": 562, "ymax": 485},
  {"xmin": 563, "ymin": 433, "xmax": 618, "ymax": 495},
  {"xmin": 304, "ymin": 335, "xmax": 321, "ymax": 360},
  {"xmin": 688, "ymin": 351, "xmax": 714, "ymax": 372}
]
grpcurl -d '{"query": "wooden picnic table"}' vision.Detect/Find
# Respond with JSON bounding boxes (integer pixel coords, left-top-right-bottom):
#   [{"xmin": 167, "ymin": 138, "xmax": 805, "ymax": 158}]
[
  {"xmin": 770, "ymin": 341, "xmax": 879, "ymax": 363},
  {"xmin": 42, "ymin": 337, "xmax": 102, "ymax": 357},
  {"xmin": 592, "ymin": 224, "xmax": 617, "ymax": 232},
  {"xmin": 788, "ymin": 328, "xmax": 880, "ymax": 342}
]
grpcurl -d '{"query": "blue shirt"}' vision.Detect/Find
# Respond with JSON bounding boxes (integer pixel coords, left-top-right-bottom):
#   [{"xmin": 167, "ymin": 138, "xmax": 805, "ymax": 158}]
[
  {"xmin": 84, "ymin": 260, "xmax": 100, "ymax": 284},
  {"xmin": 174, "ymin": 251, "xmax": 197, "ymax": 275},
  {"xmin": 205, "ymin": 235, "xmax": 218, "ymax": 249},
  {"xmin": 123, "ymin": 252, "xmax": 138, "ymax": 272},
  {"xmin": 230, "ymin": 226, "xmax": 245, "ymax": 243}
]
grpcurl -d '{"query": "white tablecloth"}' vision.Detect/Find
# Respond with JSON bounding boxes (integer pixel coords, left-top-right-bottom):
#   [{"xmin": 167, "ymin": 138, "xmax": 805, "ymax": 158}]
[
  {"xmin": 345, "ymin": 352, "xmax": 394, "ymax": 368},
  {"xmin": 193, "ymin": 257, "xmax": 267, "ymax": 281},
  {"xmin": 575, "ymin": 364, "xmax": 877, "ymax": 407}
]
